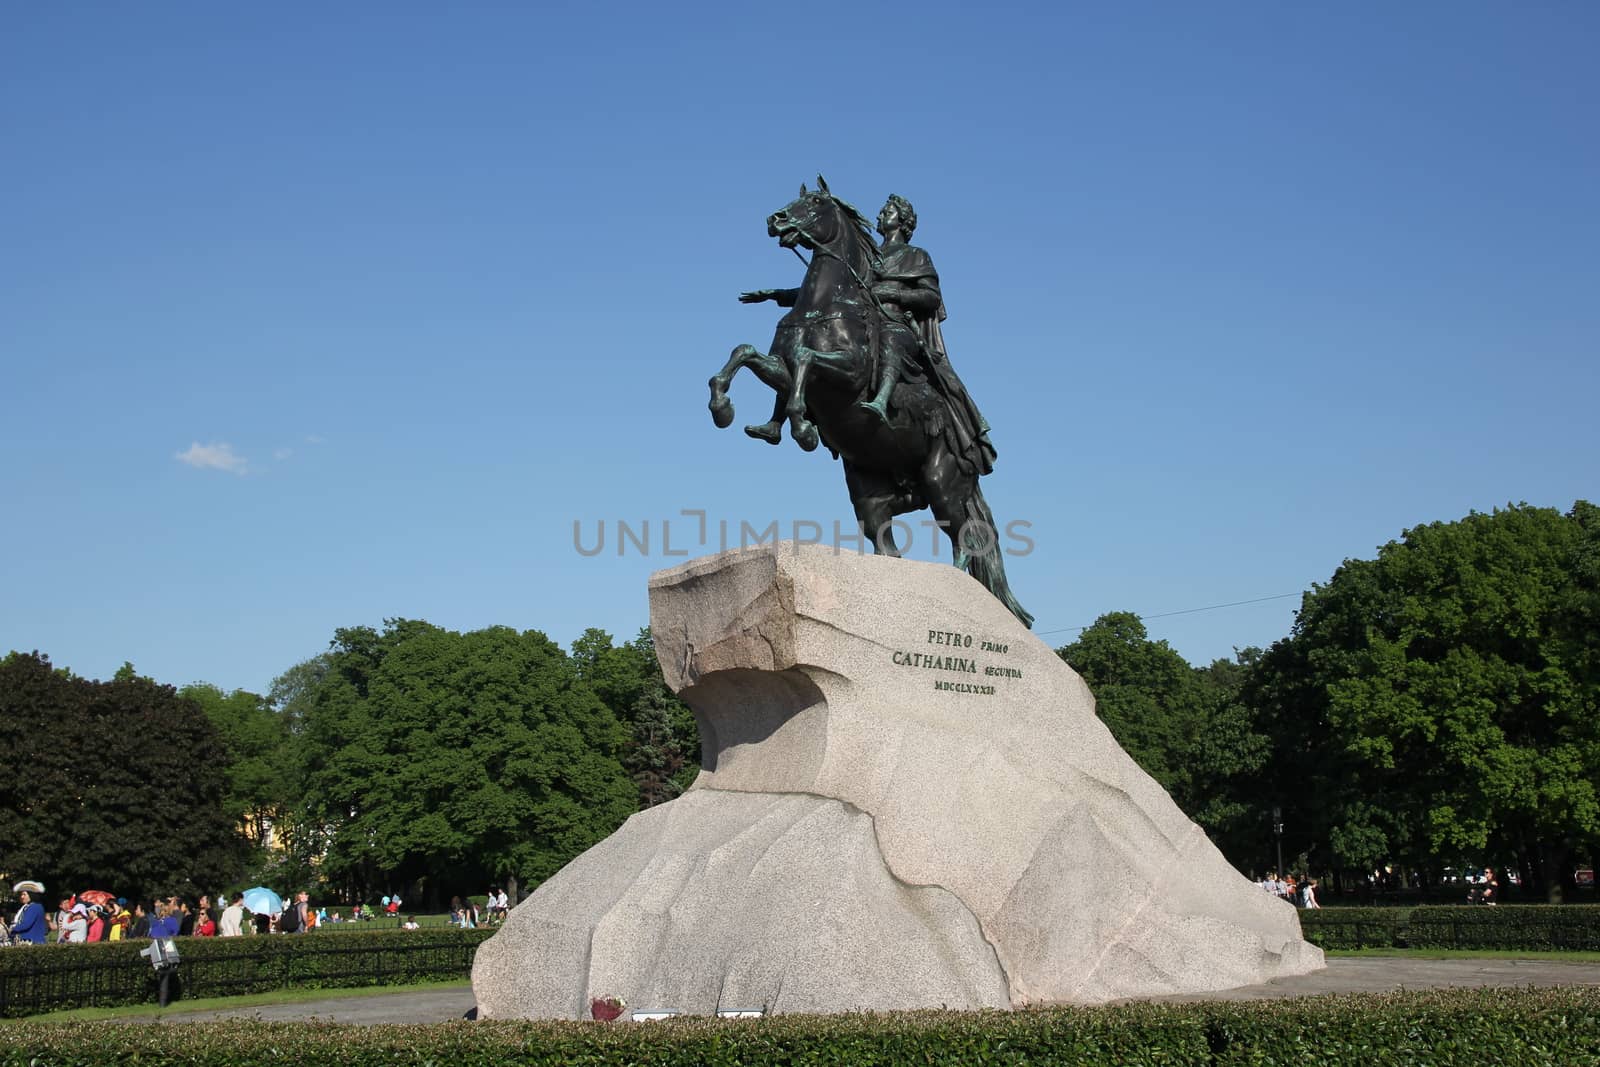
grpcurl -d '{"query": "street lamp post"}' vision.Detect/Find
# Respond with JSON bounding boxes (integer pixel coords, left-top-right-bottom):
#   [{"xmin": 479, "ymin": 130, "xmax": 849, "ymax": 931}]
[{"xmin": 1272, "ymin": 806, "xmax": 1284, "ymax": 879}]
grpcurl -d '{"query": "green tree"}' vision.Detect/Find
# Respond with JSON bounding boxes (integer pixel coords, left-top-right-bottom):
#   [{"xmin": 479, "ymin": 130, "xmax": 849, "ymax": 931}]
[
  {"xmin": 1249, "ymin": 502, "xmax": 1600, "ymax": 899},
  {"xmin": 267, "ymin": 653, "xmax": 332, "ymax": 737},
  {"xmin": 0, "ymin": 652, "xmax": 245, "ymax": 900},
  {"xmin": 1057, "ymin": 614, "xmax": 1269, "ymax": 860},
  {"xmin": 179, "ymin": 683, "xmax": 294, "ymax": 849},
  {"xmin": 572, "ymin": 627, "xmax": 700, "ymax": 807},
  {"xmin": 1187, "ymin": 649, "xmax": 1274, "ymax": 849},
  {"xmin": 296, "ymin": 620, "xmax": 638, "ymax": 905}
]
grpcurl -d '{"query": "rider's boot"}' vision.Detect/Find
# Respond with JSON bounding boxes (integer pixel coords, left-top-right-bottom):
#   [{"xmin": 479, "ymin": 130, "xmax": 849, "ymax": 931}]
[
  {"xmin": 745, "ymin": 393, "xmax": 787, "ymax": 444},
  {"xmin": 857, "ymin": 377, "xmax": 896, "ymax": 428},
  {"xmin": 856, "ymin": 347, "xmax": 902, "ymax": 428},
  {"xmin": 744, "ymin": 421, "xmax": 782, "ymax": 444}
]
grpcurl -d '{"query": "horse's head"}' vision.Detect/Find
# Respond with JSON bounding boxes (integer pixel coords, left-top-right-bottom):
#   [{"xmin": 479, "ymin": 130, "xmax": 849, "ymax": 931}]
[{"xmin": 767, "ymin": 176, "xmax": 873, "ymax": 258}]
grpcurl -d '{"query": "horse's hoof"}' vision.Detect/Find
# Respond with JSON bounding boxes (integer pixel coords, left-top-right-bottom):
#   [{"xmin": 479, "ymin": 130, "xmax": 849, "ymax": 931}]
[
  {"xmin": 794, "ymin": 422, "xmax": 819, "ymax": 452},
  {"xmin": 709, "ymin": 393, "xmax": 734, "ymax": 429},
  {"xmin": 744, "ymin": 423, "xmax": 781, "ymax": 445}
]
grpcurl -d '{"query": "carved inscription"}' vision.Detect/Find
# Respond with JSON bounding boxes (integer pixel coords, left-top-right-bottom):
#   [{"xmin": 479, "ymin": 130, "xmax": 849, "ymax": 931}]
[{"xmin": 890, "ymin": 627, "xmax": 1021, "ymax": 698}]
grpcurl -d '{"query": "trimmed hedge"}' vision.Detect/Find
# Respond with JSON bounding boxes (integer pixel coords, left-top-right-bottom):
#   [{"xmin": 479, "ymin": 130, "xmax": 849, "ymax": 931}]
[
  {"xmin": 1299, "ymin": 906, "xmax": 1412, "ymax": 949},
  {"xmin": 0, "ymin": 928, "xmax": 493, "ymax": 1018},
  {"xmin": 1300, "ymin": 904, "xmax": 1600, "ymax": 951},
  {"xmin": 1407, "ymin": 905, "xmax": 1600, "ymax": 951},
  {"xmin": 2, "ymin": 988, "xmax": 1599, "ymax": 1065}
]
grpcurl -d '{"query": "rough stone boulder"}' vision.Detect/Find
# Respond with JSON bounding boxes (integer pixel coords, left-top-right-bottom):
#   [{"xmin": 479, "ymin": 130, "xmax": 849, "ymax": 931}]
[{"xmin": 471, "ymin": 543, "xmax": 1323, "ymax": 1018}]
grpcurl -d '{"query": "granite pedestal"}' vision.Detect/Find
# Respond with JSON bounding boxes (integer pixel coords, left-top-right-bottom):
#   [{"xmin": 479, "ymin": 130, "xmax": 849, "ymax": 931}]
[{"xmin": 471, "ymin": 543, "xmax": 1323, "ymax": 1018}]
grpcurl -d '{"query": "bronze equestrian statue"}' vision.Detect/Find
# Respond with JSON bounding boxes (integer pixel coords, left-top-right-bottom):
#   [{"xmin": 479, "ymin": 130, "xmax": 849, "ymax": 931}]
[{"xmin": 708, "ymin": 177, "xmax": 1032, "ymax": 628}]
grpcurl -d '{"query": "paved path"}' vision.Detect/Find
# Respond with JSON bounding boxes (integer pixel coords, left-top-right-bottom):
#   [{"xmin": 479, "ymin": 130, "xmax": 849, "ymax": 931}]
[
  {"xmin": 143, "ymin": 959, "xmax": 1600, "ymax": 1024},
  {"xmin": 1141, "ymin": 957, "xmax": 1600, "ymax": 1003}
]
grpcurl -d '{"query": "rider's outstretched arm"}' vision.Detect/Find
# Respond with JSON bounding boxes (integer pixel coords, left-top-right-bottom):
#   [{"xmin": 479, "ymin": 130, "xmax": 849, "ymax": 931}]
[{"xmin": 738, "ymin": 288, "xmax": 801, "ymax": 307}]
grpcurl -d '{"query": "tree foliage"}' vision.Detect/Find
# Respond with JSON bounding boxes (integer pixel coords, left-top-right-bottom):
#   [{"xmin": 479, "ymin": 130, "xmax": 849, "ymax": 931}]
[
  {"xmin": 1057, "ymin": 614, "xmax": 1269, "ymax": 857},
  {"xmin": 179, "ymin": 683, "xmax": 295, "ymax": 849},
  {"xmin": 0, "ymin": 653, "xmax": 244, "ymax": 900},
  {"xmin": 572, "ymin": 627, "xmax": 701, "ymax": 808},
  {"xmin": 1248, "ymin": 502, "xmax": 1600, "ymax": 898},
  {"xmin": 294, "ymin": 620, "xmax": 638, "ymax": 903},
  {"xmin": 7, "ymin": 499, "xmax": 1592, "ymax": 908}
]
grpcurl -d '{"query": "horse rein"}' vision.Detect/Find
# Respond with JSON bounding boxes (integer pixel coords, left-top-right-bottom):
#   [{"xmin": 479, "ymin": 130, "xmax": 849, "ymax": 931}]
[{"xmin": 787, "ymin": 209, "xmax": 922, "ymax": 344}]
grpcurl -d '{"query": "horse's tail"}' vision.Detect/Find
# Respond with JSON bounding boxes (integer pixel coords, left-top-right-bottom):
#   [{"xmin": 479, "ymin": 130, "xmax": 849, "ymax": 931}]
[{"xmin": 960, "ymin": 487, "xmax": 1034, "ymax": 630}]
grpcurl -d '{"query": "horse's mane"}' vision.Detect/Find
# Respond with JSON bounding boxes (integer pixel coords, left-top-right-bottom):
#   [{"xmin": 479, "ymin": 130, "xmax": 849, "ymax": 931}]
[{"xmin": 827, "ymin": 194, "xmax": 882, "ymax": 270}]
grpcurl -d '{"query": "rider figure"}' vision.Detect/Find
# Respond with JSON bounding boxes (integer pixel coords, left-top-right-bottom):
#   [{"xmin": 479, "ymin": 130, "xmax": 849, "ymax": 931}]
[{"xmin": 859, "ymin": 195, "xmax": 996, "ymax": 476}]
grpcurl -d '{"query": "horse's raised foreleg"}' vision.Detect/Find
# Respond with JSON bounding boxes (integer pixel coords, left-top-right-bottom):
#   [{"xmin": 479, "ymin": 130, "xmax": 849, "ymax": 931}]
[
  {"xmin": 786, "ymin": 344, "xmax": 867, "ymax": 453},
  {"xmin": 785, "ymin": 348, "xmax": 821, "ymax": 452},
  {"xmin": 710, "ymin": 344, "xmax": 792, "ymax": 437},
  {"xmin": 708, "ymin": 344, "xmax": 756, "ymax": 428}
]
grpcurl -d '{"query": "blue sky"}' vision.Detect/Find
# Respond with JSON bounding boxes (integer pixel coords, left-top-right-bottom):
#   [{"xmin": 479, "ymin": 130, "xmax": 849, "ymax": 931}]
[{"xmin": 3, "ymin": 2, "xmax": 1596, "ymax": 694}]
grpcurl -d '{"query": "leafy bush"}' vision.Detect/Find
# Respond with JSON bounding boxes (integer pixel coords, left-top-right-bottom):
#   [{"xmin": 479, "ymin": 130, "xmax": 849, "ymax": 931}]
[
  {"xmin": 1300, "ymin": 906, "xmax": 1413, "ymax": 948},
  {"xmin": 1405, "ymin": 905, "xmax": 1600, "ymax": 951},
  {"xmin": 2, "ymin": 988, "xmax": 1598, "ymax": 1066},
  {"xmin": 1300, "ymin": 904, "xmax": 1600, "ymax": 951},
  {"xmin": 0, "ymin": 928, "xmax": 493, "ymax": 1018}
]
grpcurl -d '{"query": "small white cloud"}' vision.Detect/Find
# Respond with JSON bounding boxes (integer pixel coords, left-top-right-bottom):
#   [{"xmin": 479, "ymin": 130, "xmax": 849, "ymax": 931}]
[
  {"xmin": 304, "ymin": 433, "xmax": 326, "ymax": 445},
  {"xmin": 274, "ymin": 447, "xmax": 294, "ymax": 461},
  {"xmin": 175, "ymin": 441, "xmax": 249, "ymax": 475}
]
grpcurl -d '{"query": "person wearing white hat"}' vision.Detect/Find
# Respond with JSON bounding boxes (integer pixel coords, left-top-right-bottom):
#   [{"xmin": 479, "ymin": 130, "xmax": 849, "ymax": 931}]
[
  {"xmin": 10, "ymin": 889, "xmax": 47, "ymax": 944},
  {"xmin": 58, "ymin": 904, "xmax": 88, "ymax": 943}
]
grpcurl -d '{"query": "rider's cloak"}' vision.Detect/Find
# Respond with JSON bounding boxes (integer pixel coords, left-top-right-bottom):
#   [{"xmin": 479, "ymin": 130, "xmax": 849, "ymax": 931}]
[{"xmin": 878, "ymin": 243, "xmax": 998, "ymax": 478}]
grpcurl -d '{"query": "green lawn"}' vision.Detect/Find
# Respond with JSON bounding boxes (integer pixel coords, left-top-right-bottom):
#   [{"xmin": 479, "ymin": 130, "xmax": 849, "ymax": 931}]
[
  {"xmin": 14, "ymin": 950, "xmax": 1600, "ymax": 1026},
  {"xmin": 1325, "ymin": 947, "xmax": 1600, "ymax": 962},
  {"xmin": 5, "ymin": 979, "xmax": 472, "ymax": 1025}
]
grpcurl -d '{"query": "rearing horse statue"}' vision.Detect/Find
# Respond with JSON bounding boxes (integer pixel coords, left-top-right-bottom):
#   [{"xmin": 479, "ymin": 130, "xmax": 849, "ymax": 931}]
[{"xmin": 707, "ymin": 179, "xmax": 1033, "ymax": 628}]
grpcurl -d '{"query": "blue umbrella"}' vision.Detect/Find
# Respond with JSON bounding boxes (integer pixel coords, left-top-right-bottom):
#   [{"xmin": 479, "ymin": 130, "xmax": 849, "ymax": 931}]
[{"xmin": 241, "ymin": 887, "xmax": 283, "ymax": 915}]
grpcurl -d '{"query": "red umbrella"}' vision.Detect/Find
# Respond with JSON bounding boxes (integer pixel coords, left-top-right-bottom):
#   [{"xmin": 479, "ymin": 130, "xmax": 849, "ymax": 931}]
[{"xmin": 77, "ymin": 890, "xmax": 116, "ymax": 907}]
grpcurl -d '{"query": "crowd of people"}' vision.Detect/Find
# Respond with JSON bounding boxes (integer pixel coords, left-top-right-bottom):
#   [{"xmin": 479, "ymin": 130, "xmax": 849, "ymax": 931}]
[
  {"xmin": 448, "ymin": 887, "xmax": 511, "ymax": 928},
  {"xmin": 1, "ymin": 883, "xmax": 436, "ymax": 947},
  {"xmin": 1257, "ymin": 867, "xmax": 1509, "ymax": 908},
  {"xmin": 1258, "ymin": 872, "xmax": 1321, "ymax": 909}
]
